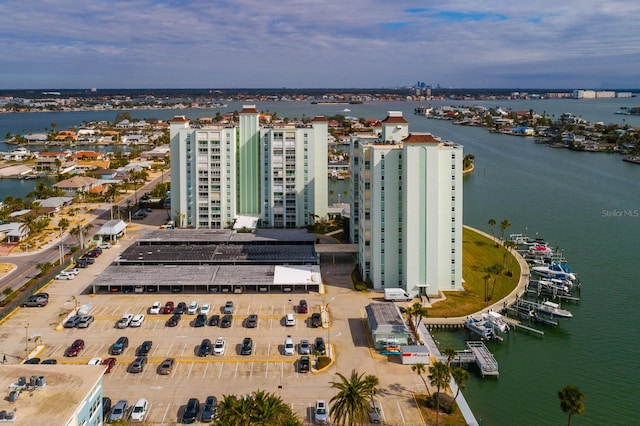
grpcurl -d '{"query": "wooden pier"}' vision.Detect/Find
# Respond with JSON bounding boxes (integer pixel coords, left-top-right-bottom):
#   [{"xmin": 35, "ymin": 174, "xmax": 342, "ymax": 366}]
[{"xmin": 438, "ymin": 341, "xmax": 499, "ymax": 377}]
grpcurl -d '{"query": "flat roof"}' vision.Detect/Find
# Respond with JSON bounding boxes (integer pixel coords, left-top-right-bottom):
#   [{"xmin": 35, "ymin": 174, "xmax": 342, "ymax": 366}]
[
  {"xmin": 138, "ymin": 228, "xmax": 317, "ymax": 244},
  {"xmin": 365, "ymin": 302, "xmax": 410, "ymax": 335},
  {"xmin": 0, "ymin": 364, "xmax": 103, "ymax": 424}
]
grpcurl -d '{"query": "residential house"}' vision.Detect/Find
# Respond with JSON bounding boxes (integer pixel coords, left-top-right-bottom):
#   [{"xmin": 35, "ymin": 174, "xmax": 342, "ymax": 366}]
[{"xmin": 53, "ymin": 176, "xmax": 99, "ymax": 195}]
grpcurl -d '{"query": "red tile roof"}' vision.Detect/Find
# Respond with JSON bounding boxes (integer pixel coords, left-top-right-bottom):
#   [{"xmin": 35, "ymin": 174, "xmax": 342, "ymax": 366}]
[
  {"xmin": 311, "ymin": 116, "xmax": 327, "ymax": 122},
  {"xmin": 240, "ymin": 106, "xmax": 259, "ymax": 114},
  {"xmin": 381, "ymin": 114, "xmax": 408, "ymax": 124},
  {"xmin": 402, "ymin": 133, "xmax": 441, "ymax": 144}
]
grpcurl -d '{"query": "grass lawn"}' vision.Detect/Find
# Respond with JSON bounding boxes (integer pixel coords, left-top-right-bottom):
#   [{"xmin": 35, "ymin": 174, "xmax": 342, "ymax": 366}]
[
  {"xmin": 415, "ymin": 395, "xmax": 466, "ymax": 426},
  {"xmin": 427, "ymin": 227, "xmax": 520, "ymax": 318}
]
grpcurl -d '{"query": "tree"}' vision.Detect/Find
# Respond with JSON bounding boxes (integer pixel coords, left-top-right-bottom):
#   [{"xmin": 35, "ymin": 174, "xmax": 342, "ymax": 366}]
[
  {"xmin": 451, "ymin": 367, "xmax": 470, "ymax": 401},
  {"xmin": 558, "ymin": 385, "xmax": 585, "ymax": 426},
  {"xmin": 411, "ymin": 363, "xmax": 431, "ymax": 396},
  {"xmin": 213, "ymin": 390, "xmax": 301, "ymax": 426},
  {"xmin": 442, "ymin": 347, "xmax": 457, "ymax": 367},
  {"xmin": 409, "ymin": 302, "xmax": 429, "ymax": 330},
  {"xmin": 499, "ymin": 219, "xmax": 512, "ymax": 242},
  {"xmin": 58, "ymin": 217, "xmax": 70, "ymax": 231},
  {"xmin": 329, "ymin": 369, "xmax": 375, "ymax": 425},
  {"xmin": 363, "ymin": 374, "xmax": 380, "ymax": 402},
  {"xmin": 429, "ymin": 361, "xmax": 451, "ymax": 426},
  {"xmin": 487, "ymin": 218, "xmax": 496, "ymax": 241}
]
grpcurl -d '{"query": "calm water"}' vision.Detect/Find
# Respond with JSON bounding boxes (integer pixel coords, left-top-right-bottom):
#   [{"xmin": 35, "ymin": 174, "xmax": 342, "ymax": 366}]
[{"xmin": 2, "ymin": 99, "xmax": 639, "ymax": 424}]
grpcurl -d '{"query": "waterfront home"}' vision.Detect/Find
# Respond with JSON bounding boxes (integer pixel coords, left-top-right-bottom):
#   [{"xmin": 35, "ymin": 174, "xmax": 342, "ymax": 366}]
[
  {"xmin": 0, "ymin": 164, "xmax": 33, "ymax": 178},
  {"xmin": 53, "ymin": 130, "xmax": 77, "ymax": 142},
  {"xmin": 75, "ymin": 160, "xmax": 110, "ymax": 173},
  {"xmin": 34, "ymin": 197, "xmax": 73, "ymax": 212},
  {"xmin": 121, "ymin": 134, "xmax": 149, "ymax": 145},
  {"xmin": 70, "ymin": 151, "xmax": 103, "ymax": 161},
  {"xmin": 53, "ymin": 176, "xmax": 99, "ymax": 195},
  {"xmin": 0, "ymin": 223, "xmax": 28, "ymax": 243},
  {"xmin": 35, "ymin": 157, "xmax": 59, "ymax": 172},
  {"xmin": 23, "ymin": 133, "xmax": 48, "ymax": 144},
  {"xmin": 5, "ymin": 148, "xmax": 32, "ymax": 161}
]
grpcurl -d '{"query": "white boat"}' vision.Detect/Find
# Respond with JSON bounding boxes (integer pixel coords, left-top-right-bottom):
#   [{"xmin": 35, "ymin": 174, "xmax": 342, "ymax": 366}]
[
  {"xmin": 464, "ymin": 316, "xmax": 496, "ymax": 339},
  {"xmin": 538, "ymin": 301, "xmax": 573, "ymax": 318},
  {"xmin": 481, "ymin": 310, "xmax": 510, "ymax": 333},
  {"xmin": 342, "ymin": 108, "xmax": 351, "ymax": 112},
  {"xmin": 532, "ymin": 263, "xmax": 576, "ymax": 281}
]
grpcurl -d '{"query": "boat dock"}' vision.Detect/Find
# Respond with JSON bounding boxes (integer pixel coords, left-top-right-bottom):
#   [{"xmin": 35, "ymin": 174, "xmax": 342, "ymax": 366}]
[{"xmin": 438, "ymin": 341, "xmax": 499, "ymax": 377}]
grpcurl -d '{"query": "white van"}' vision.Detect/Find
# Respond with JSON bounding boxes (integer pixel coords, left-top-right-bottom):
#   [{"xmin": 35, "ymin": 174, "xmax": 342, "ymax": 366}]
[{"xmin": 384, "ymin": 288, "xmax": 413, "ymax": 301}]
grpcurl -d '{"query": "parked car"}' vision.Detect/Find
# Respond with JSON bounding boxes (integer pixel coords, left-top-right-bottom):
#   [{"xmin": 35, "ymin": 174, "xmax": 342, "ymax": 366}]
[
  {"xmin": 102, "ymin": 397, "xmax": 112, "ymax": 421},
  {"xmin": 166, "ymin": 314, "xmax": 180, "ymax": 327},
  {"xmin": 174, "ymin": 302, "xmax": 187, "ymax": 314},
  {"xmin": 311, "ymin": 313, "xmax": 322, "ymax": 328},
  {"xmin": 149, "ymin": 301, "xmax": 162, "ymax": 314},
  {"xmin": 246, "ymin": 314, "xmax": 258, "ymax": 328},
  {"xmin": 162, "ymin": 301, "xmax": 175, "ymax": 314},
  {"xmin": 116, "ymin": 314, "xmax": 133, "ymax": 329},
  {"xmin": 98, "ymin": 242, "xmax": 112, "ymax": 249},
  {"xmin": 130, "ymin": 314, "xmax": 145, "ymax": 327},
  {"xmin": 75, "ymin": 260, "xmax": 89, "ymax": 268},
  {"xmin": 22, "ymin": 296, "xmax": 48, "ymax": 307},
  {"xmin": 220, "ymin": 314, "xmax": 232, "ymax": 328},
  {"xmin": 197, "ymin": 338, "xmax": 212, "ymax": 357},
  {"xmin": 298, "ymin": 299, "xmax": 308, "ymax": 313},
  {"xmin": 78, "ymin": 256, "xmax": 95, "ymax": 264},
  {"xmin": 193, "ymin": 314, "xmax": 206, "ymax": 327},
  {"xmin": 315, "ymin": 400, "xmax": 328, "ymax": 424},
  {"xmin": 284, "ymin": 337, "xmax": 295, "ymax": 355},
  {"xmin": 299, "ymin": 339, "xmax": 311, "ymax": 355},
  {"xmin": 199, "ymin": 303, "xmax": 210, "ymax": 315},
  {"xmin": 223, "ymin": 301, "xmax": 234, "ymax": 314},
  {"xmin": 41, "ymin": 359, "xmax": 57, "ymax": 364},
  {"xmin": 158, "ymin": 358, "xmax": 175, "ymax": 375},
  {"xmin": 55, "ymin": 272, "xmax": 75, "ymax": 280},
  {"xmin": 240, "ymin": 337, "xmax": 253, "ymax": 355},
  {"xmin": 285, "ymin": 313, "xmax": 296, "ymax": 326},
  {"xmin": 89, "ymin": 247, "xmax": 103, "ymax": 255},
  {"xmin": 23, "ymin": 358, "xmax": 40, "ymax": 364},
  {"xmin": 65, "ymin": 267, "xmax": 80, "ymax": 276},
  {"xmin": 128, "ymin": 356, "xmax": 147, "ymax": 373},
  {"xmin": 88, "ymin": 357, "xmax": 102, "ymax": 366},
  {"xmin": 187, "ymin": 301, "xmax": 198, "ymax": 315},
  {"xmin": 32, "ymin": 292, "xmax": 49, "ymax": 299},
  {"xmin": 102, "ymin": 357, "xmax": 117, "ymax": 373},
  {"xmin": 208, "ymin": 314, "xmax": 220, "ymax": 327},
  {"xmin": 369, "ymin": 399, "xmax": 382, "ymax": 424},
  {"xmin": 64, "ymin": 315, "xmax": 83, "ymax": 328},
  {"xmin": 315, "ymin": 337, "xmax": 326, "ymax": 355},
  {"xmin": 64, "ymin": 339, "xmax": 85, "ymax": 357},
  {"xmin": 110, "ymin": 336, "xmax": 129, "ymax": 355},
  {"xmin": 108, "ymin": 400, "xmax": 128, "ymax": 423},
  {"xmin": 201, "ymin": 395, "xmax": 218, "ymax": 422},
  {"xmin": 299, "ymin": 355, "xmax": 310, "ymax": 373},
  {"xmin": 213, "ymin": 337, "xmax": 226, "ymax": 356},
  {"xmin": 182, "ymin": 398, "xmax": 200, "ymax": 424},
  {"xmin": 130, "ymin": 398, "xmax": 149, "ymax": 422},
  {"xmin": 76, "ymin": 315, "xmax": 94, "ymax": 328},
  {"xmin": 136, "ymin": 340, "xmax": 153, "ymax": 356}
]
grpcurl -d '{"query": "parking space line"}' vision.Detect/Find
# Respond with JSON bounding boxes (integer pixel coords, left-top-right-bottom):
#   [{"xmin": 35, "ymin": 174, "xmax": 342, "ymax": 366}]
[
  {"xmin": 160, "ymin": 403, "xmax": 172, "ymax": 424},
  {"xmin": 249, "ymin": 361, "xmax": 254, "ymax": 378},
  {"xmin": 217, "ymin": 362, "xmax": 223, "ymax": 378},
  {"xmin": 186, "ymin": 361, "xmax": 194, "ymax": 377},
  {"xmin": 396, "ymin": 401, "xmax": 405, "ymax": 424},
  {"xmin": 180, "ymin": 343, "xmax": 188, "ymax": 357},
  {"xmin": 166, "ymin": 343, "xmax": 173, "ymax": 355},
  {"xmin": 265, "ymin": 361, "xmax": 269, "ymax": 378},
  {"xmin": 202, "ymin": 362, "xmax": 209, "ymax": 378},
  {"xmin": 234, "ymin": 362, "xmax": 239, "ymax": 378}
]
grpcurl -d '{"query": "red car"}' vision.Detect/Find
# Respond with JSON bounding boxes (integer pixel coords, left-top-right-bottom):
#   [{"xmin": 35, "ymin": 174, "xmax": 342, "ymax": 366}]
[
  {"xmin": 102, "ymin": 357, "xmax": 117, "ymax": 373},
  {"xmin": 64, "ymin": 339, "xmax": 85, "ymax": 357},
  {"xmin": 298, "ymin": 300, "xmax": 308, "ymax": 314},
  {"xmin": 162, "ymin": 301, "xmax": 174, "ymax": 314}
]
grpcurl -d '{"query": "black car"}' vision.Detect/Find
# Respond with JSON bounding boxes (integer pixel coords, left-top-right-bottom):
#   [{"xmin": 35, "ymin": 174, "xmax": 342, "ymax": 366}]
[
  {"xmin": 182, "ymin": 398, "xmax": 200, "ymax": 424},
  {"xmin": 102, "ymin": 397, "xmax": 112, "ymax": 421},
  {"xmin": 246, "ymin": 314, "xmax": 258, "ymax": 328},
  {"xmin": 198, "ymin": 339, "xmax": 212, "ymax": 357},
  {"xmin": 208, "ymin": 314, "xmax": 220, "ymax": 327},
  {"xmin": 166, "ymin": 314, "xmax": 180, "ymax": 327},
  {"xmin": 193, "ymin": 314, "xmax": 206, "ymax": 327},
  {"xmin": 136, "ymin": 340, "xmax": 153, "ymax": 356},
  {"xmin": 240, "ymin": 337, "xmax": 253, "ymax": 355},
  {"xmin": 79, "ymin": 256, "xmax": 95, "ymax": 264},
  {"xmin": 174, "ymin": 302, "xmax": 187, "ymax": 315},
  {"xmin": 315, "ymin": 337, "xmax": 326, "ymax": 355},
  {"xmin": 41, "ymin": 359, "xmax": 57, "ymax": 364},
  {"xmin": 311, "ymin": 313, "xmax": 322, "ymax": 328},
  {"xmin": 24, "ymin": 358, "xmax": 40, "ymax": 364},
  {"xmin": 110, "ymin": 336, "xmax": 129, "ymax": 355},
  {"xmin": 220, "ymin": 315, "xmax": 232, "ymax": 328},
  {"xmin": 201, "ymin": 395, "xmax": 218, "ymax": 422},
  {"xmin": 129, "ymin": 356, "xmax": 147, "ymax": 373}
]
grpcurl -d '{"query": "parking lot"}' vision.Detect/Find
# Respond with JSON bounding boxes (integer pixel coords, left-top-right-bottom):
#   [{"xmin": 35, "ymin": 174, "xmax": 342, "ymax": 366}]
[{"xmin": 1, "ymin": 224, "xmax": 428, "ymax": 425}]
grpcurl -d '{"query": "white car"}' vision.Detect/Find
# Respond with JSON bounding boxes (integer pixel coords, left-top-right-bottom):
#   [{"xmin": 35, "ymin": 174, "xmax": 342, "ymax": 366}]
[
  {"xmin": 55, "ymin": 272, "xmax": 75, "ymax": 280},
  {"xmin": 149, "ymin": 301, "xmax": 161, "ymax": 315},
  {"xmin": 98, "ymin": 242, "xmax": 112, "ymax": 249},
  {"xmin": 200, "ymin": 303, "xmax": 210, "ymax": 315},
  {"xmin": 315, "ymin": 400, "xmax": 328, "ymax": 424},
  {"xmin": 130, "ymin": 398, "xmax": 149, "ymax": 422},
  {"xmin": 65, "ymin": 268, "xmax": 80, "ymax": 276},
  {"xmin": 285, "ymin": 313, "xmax": 296, "ymax": 326},
  {"xmin": 284, "ymin": 337, "xmax": 295, "ymax": 355},
  {"xmin": 116, "ymin": 314, "xmax": 133, "ymax": 328},
  {"xmin": 187, "ymin": 301, "xmax": 198, "ymax": 315},
  {"xmin": 213, "ymin": 337, "xmax": 226, "ymax": 356},
  {"xmin": 87, "ymin": 357, "xmax": 102, "ymax": 365},
  {"xmin": 130, "ymin": 314, "xmax": 145, "ymax": 327}
]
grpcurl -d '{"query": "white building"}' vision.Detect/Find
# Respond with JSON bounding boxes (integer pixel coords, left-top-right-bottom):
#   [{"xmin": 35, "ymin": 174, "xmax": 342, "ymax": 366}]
[
  {"xmin": 351, "ymin": 111, "xmax": 463, "ymax": 297},
  {"xmin": 170, "ymin": 106, "xmax": 328, "ymax": 229}
]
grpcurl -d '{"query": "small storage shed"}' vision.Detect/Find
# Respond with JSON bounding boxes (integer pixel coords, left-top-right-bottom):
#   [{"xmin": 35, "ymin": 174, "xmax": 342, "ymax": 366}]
[{"xmin": 365, "ymin": 302, "xmax": 411, "ymax": 350}]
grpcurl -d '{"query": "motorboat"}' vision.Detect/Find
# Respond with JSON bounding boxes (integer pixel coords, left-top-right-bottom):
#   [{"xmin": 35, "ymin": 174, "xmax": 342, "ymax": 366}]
[
  {"xmin": 537, "ymin": 301, "xmax": 573, "ymax": 318},
  {"xmin": 532, "ymin": 263, "xmax": 576, "ymax": 281},
  {"xmin": 464, "ymin": 316, "xmax": 496, "ymax": 340},
  {"xmin": 481, "ymin": 310, "xmax": 510, "ymax": 333}
]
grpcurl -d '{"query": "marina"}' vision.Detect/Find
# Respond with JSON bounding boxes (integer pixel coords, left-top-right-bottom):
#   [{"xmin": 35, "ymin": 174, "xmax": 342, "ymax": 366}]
[{"xmin": 437, "ymin": 341, "xmax": 500, "ymax": 378}]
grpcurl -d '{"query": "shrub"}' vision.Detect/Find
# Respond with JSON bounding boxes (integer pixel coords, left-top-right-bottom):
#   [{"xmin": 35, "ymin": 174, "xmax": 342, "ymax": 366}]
[
  {"xmin": 316, "ymin": 356, "xmax": 331, "ymax": 370},
  {"xmin": 354, "ymin": 282, "xmax": 367, "ymax": 291},
  {"xmin": 425, "ymin": 393, "xmax": 457, "ymax": 414}
]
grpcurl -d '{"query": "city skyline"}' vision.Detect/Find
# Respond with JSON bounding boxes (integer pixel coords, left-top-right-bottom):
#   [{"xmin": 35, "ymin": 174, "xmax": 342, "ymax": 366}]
[{"xmin": 1, "ymin": 1, "xmax": 639, "ymax": 90}]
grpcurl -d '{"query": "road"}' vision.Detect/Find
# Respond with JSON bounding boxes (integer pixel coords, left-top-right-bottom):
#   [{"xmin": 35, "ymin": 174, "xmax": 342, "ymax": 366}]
[{"xmin": 0, "ymin": 170, "xmax": 169, "ymax": 297}]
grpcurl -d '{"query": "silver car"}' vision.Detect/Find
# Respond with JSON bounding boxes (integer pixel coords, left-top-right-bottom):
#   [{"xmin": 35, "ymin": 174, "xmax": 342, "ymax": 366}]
[
  {"xmin": 299, "ymin": 339, "xmax": 311, "ymax": 354},
  {"xmin": 109, "ymin": 400, "xmax": 128, "ymax": 422}
]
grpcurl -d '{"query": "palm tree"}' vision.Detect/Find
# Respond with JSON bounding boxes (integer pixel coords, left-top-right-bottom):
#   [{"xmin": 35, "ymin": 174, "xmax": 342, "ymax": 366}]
[
  {"xmin": 411, "ymin": 362, "xmax": 431, "ymax": 396},
  {"xmin": 214, "ymin": 391, "xmax": 301, "ymax": 426},
  {"xmin": 329, "ymin": 369, "xmax": 373, "ymax": 425},
  {"xmin": 409, "ymin": 302, "xmax": 429, "ymax": 330},
  {"xmin": 363, "ymin": 374, "xmax": 380, "ymax": 402},
  {"xmin": 451, "ymin": 367, "xmax": 470, "ymax": 401},
  {"xmin": 429, "ymin": 361, "xmax": 451, "ymax": 426},
  {"xmin": 442, "ymin": 347, "xmax": 457, "ymax": 367},
  {"xmin": 499, "ymin": 219, "xmax": 512, "ymax": 242},
  {"xmin": 487, "ymin": 218, "xmax": 496, "ymax": 240},
  {"xmin": 558, "ymin": 385, "xmax": 585, "ymax": 426}
]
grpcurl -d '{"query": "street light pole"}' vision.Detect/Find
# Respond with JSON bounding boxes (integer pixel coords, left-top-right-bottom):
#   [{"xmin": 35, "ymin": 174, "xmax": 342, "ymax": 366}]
[{"xmin": 25, "ymin": 323, "xmax": 29, "ymax": 357}]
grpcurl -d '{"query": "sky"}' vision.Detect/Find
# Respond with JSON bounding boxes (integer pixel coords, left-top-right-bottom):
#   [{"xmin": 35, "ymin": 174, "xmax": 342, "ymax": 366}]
[{"xmin": 1, "ymin": 0, "xmax": 639, "ymax": 89}]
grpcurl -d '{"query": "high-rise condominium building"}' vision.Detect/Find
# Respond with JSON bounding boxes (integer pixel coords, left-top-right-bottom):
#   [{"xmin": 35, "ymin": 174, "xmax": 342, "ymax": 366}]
[
  {"xmin": 350, "ymin": 111, "xmax": 463, "ymax": 297},
  {"xmin": 169, "ymin": 106, "xmax": 328, "ymax": 229}
]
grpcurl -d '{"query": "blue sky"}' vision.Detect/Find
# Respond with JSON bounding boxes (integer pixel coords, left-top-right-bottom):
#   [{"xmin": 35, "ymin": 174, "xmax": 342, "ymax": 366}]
[{"xmin": 1, "ymin": 0, "xmax": 638, "ymax": 89}]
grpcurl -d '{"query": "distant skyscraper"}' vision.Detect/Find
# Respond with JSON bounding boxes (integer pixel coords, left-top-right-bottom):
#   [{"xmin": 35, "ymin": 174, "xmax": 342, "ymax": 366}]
[
  {"xmin": 350, "ymin": 111, "xmax": 463, "ymax": 297},
  {"xmin": 170, "ymin": 107, "xmax": 328, "ymax": 229}
]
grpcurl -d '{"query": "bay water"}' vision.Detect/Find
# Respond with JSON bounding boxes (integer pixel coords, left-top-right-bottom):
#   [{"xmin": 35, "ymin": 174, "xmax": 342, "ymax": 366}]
[{"xmin": 2, "ymin": 98, "xmax": 639, "ymax": 424}]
